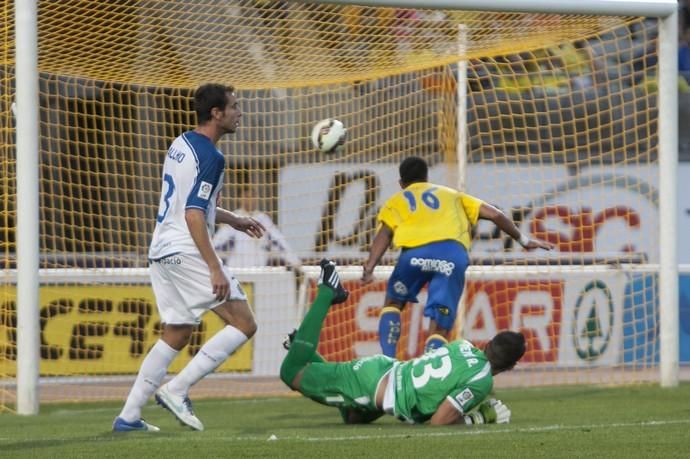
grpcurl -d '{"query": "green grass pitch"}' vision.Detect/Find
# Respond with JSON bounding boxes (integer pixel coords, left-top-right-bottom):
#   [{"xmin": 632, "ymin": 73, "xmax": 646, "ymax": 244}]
[{"xmin": 1, "ymin": 383, "xmax": 689, "ymax": 458}]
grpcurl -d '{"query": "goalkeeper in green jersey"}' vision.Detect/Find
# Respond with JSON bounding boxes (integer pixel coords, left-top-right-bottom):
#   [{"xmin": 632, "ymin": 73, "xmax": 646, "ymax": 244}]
[{"xmin": 280, "ymin": 259, "xmax": 525, "ymax": 425}]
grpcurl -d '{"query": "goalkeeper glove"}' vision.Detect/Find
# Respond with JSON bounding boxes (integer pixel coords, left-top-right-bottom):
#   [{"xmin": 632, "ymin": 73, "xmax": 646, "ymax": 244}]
[{"xmin": 464, "ymin": 399, "xmax": 511, "ymax": 425}]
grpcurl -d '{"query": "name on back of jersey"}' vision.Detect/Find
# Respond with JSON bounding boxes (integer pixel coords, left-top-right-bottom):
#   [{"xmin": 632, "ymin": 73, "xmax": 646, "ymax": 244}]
[
  {"xmin": 167, "ymin": 147, "xmax": 186, "ymax": 163},
  {"xmin": 458, "ymin": 341, "xmax": 479, "ymax": 367}
]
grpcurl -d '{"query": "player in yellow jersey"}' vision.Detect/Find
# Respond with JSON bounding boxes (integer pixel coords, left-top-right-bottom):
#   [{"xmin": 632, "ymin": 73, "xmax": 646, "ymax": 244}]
[{"xmin": 361, "ymin": 156, "xmax": 553, "ymax": 357}]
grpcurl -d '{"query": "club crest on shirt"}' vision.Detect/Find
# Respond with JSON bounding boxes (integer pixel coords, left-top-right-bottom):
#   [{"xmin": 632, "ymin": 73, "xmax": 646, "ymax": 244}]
[
  {"xmin": 455, "ymin": 388, "xmax": 474, "ymax": 407},
  {"xmin": 393, "ymin": 281, "xmax": 408, "ymax": 296},
  {"xmin": 198, "ymin": 181, "xmax": 213, "ymax": 199}
]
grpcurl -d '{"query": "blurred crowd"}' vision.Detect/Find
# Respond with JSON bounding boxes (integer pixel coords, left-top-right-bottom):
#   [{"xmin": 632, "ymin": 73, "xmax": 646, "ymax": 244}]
[
  {"xmin": 466, "ymin": 12, "xmax": 690, "ymax": 97},
  {"xmin": 324, "ymin": 3, "xmax": 690, "ymax": 103}
]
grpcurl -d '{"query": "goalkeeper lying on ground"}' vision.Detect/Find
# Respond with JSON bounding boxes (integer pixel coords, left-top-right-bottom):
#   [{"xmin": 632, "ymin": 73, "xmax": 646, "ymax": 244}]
[{"xmin": 280, "ymin": 259, "xmax": 525, "ymax": 425}]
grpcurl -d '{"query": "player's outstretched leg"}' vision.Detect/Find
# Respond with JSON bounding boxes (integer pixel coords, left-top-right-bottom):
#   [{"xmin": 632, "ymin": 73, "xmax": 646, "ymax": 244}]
[
  {"xmin": 154, "ymin": 322, "xmax": 250, "ymax": 432},
  {"xmin": 154, "ymin": 383, "xmax": 204, "ymax": 431},
  {"xmin": 378, "ymin": 306, "xmax": 401, "ymax": 357},
  {"xmin": 280, "ymin": 259, "xmax": 348, "ymax": 387},
  {"xmin": 283, "ymin": 328, "xmax": 328, "ymax": 366},
  {"xmin": 318, "ymin": 258, "xmax": 349, "ymax": 304},
  {"xmin": 112, "ymin": 339, "xmax": 179, "ymax": 432}
]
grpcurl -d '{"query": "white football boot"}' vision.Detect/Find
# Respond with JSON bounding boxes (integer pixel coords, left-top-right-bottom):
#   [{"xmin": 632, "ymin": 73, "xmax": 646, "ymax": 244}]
[{"xmin": 155, "ymin": 383, "xmax": 204, "ymax": 431}]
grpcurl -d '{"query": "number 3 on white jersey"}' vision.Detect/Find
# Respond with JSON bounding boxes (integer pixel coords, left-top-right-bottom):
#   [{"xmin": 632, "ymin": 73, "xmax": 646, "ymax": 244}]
[
  {"xmin": 156, "ymin": 174, "xmax": 175, "ymax": 223},
  {"xmin": 411, "ymin": 347, "xmax": 452, "ymax": 389}
]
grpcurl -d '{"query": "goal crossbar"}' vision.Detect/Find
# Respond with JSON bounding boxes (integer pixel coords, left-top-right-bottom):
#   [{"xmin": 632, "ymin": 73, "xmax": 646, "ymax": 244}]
[{"xmin": 304, "ymin": 0, "xmax": 678, "ymax": 18}]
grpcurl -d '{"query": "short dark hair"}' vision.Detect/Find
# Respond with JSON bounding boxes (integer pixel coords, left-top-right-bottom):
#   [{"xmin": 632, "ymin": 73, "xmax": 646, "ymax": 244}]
[
  {"xmin": 486, "ymin": 331, "xmax": 526, "ymax": 373},
  {"xmin": 399, "ymin": 156, "xmax": 428, "ymax": 185},
  {"xmin": 194, "ymin": 83, "xmax": 235, "ymax": 124}
]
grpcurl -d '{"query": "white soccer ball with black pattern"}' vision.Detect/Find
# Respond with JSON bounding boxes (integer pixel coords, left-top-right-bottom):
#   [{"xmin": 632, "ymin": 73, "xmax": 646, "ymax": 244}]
[{"xmin": 311, "ymin": 118, "xmax": 347, "ymax": 154}]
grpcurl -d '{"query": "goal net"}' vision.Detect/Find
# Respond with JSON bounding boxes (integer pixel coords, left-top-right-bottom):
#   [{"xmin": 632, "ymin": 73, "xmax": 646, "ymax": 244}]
[{"xmin": 0, "ymin": 1, "xmax": 666, "ymax": 409}]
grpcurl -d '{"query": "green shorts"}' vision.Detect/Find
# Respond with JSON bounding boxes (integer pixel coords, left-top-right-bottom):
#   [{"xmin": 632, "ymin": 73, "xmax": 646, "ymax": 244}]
[{"xmin": 299, "ymin": 355, "xmax": 395, "ymax": 411}]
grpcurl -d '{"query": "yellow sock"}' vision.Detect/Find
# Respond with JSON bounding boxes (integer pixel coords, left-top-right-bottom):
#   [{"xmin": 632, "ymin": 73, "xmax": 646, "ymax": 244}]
[
  {"xmin": 378, "ymin": 306, "xmax": 401, "ymax": 357},
  {"xmin": 424, "ymin": 333, "xmax": 448, "ymax": 353}
]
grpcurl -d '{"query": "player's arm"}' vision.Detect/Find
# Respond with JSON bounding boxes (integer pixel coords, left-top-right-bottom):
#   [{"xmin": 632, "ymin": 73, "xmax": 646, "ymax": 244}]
[
  {"xmin": 429, "ymin": 399, "xmax": 466, "ymax": 425},
  {"xmin": 430, "ymin": 398, "xmax": 512, "ymax": 426},
  {"xmin": 478, "ymin": 202, "xmax": 554, "ymax": 251},
  {"xmin": 215, "ymin": 207, "xmax": 265, "ymax": 238},
  {"xmin": 361, "ymin": 223, "xmax": 393, "ymax": 284},
  {"xmin": 186, "ymin": 209, "xmax": 228, "ymax": 301}
]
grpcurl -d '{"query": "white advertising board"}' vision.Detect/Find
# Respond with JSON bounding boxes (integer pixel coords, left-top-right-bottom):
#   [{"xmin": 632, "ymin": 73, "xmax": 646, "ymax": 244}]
[{"xmin": 279, "ymin": 162, "xmax": 678, "ymax": 263}]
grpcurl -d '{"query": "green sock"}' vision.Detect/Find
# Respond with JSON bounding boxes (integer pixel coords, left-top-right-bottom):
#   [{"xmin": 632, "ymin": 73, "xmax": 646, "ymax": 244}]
[
  {"xmin": 310, "ymin": 351, "xmax": 326, "ymax": 364},
  {"xmin": 280, "ymin": 286, "xmax": 334, "ymax": 385}
]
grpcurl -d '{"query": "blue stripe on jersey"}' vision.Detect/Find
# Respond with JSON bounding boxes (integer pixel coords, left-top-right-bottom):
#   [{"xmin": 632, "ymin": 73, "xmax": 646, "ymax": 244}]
[
  {"xmin": 181, "ymin": 132, "xmax": 200, "ymax": 176},
  {"xmin": 181, "ymin": 131, "xmax": 224, "ymax": 211},
  {"xmin": 181, "ymin": 132, "xmax": 201, "ymax": 201}
]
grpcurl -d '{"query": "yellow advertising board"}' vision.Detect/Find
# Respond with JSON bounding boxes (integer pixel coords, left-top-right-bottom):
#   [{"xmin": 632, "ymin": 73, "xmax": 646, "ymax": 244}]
[{"xmin": 0, "ymin": 284, "xmax": 253, "ymax": 376}]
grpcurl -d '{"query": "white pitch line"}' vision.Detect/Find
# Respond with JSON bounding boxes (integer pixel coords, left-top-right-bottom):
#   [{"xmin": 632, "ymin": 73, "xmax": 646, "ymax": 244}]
[
  {"xmin": 229, "ymin": 418, "xmax": 690, "ymax": 443},
  {"xmin": 1, "ymin": 418, "xmax": 687, "ymax": 445}
]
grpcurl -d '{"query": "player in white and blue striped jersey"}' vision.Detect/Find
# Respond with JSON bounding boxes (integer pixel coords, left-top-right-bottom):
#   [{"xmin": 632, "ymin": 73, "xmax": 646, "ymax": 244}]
[{"xmin": 113, "ymin": 84, "xmax": 266, "ymax": 433}]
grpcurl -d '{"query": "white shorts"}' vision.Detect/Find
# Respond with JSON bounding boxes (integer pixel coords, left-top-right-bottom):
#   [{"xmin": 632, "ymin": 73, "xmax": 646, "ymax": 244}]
[{"xmin": 149, "ymin": 253, "xmax": 248, "ymax": 325}]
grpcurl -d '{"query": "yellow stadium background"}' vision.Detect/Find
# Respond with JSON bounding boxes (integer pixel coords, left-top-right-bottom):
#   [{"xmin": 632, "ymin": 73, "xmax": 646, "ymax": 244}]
[{"xmin": 0, "ymin": 284, "xmax": 253, "ymax": 376}]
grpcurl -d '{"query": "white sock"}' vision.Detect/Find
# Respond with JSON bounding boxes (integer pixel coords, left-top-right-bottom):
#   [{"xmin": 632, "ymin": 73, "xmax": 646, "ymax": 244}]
[
  {"xmin": 167, "ymin": 325, "xmax": 248, "ymax": 396},
  {"xmin": 119, "ymin": 339, "xmax": 178, "ymax": 422}
]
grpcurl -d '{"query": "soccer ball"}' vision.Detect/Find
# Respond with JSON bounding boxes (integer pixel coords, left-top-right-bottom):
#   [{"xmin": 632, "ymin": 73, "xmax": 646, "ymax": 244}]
[{"xmin": 311, "ymin": 118, "xmax": 346, "ymax": 154}]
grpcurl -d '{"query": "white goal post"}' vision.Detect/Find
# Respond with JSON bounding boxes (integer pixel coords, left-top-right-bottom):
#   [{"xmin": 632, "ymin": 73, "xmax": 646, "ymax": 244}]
[{"xmin": 12, "ymin": 0, "xmax": 679, "ymax": 416}]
